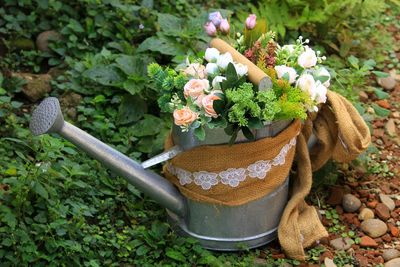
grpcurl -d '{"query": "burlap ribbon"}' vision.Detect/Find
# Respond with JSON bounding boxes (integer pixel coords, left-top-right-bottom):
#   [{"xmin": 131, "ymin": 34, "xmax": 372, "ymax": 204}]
[{"xmin": 278, "ymin": 90, "xmax": 371, "ymax": 259}]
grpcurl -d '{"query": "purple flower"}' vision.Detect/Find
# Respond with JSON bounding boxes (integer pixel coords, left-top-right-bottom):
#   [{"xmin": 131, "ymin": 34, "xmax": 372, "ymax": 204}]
[
  {"xmin": 219, "ymin": 18, "xmax": 230, "ymax": 34},
  {"xmin": 245, "ymin": 14, "xmax": 257, "ymax": 30},
  {"xmin": 208, "ymin": 11, "xmax": 223, "ymax": 26},
  {"xmin": 204, "ymin": 22, "xmax": 217, "ymax": 37}
]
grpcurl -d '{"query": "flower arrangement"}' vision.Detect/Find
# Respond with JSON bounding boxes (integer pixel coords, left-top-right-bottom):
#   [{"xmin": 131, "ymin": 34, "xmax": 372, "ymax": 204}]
[{"xmin": 147, "ymin": 12, "xmax": 332, "ymax": 142}]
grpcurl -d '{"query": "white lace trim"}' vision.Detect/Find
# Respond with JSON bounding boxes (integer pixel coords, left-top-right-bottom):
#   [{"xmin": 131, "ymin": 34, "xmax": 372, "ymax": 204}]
[{"xmin": 166, "ymin": 137, "xmax": 297, "ymax": 190}]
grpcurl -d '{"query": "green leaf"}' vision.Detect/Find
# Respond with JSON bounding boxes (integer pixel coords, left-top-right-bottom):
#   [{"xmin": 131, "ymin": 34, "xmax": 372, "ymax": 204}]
[
  {"xmin": 372, "ymin": 71, "xmax": 389, "ymax": 78},
  {"xmin": 158, "ymin": 13, "xmax": 183, "ymax": 36},
  {"xmin": 83, "ymin": 65, "xmax": 124, "ymax": 86},
  {"xmin": 132, "ymin": 115, "xmax": 164, "ymax": 137},
  {"xmin": 372, "ymin": 103, "xmax": 390, "ymax": 117},
  {"xmin": 115, "ymin": 55, "xmax": 147, "ymax": 76},
  {"xmin": 242, "ymin": 127, "xmax": 255, "ymax": 141},
  {"xmin": 353, "ymin": 102, "xmax": 365, "ymax": 115},
  {"xmin": 247, "ymin": 118, "xmax": 263, "ymax": 129},
  {"xmin": 33, "ymin": 182, "xmax": 48, "ymax": 199},
  {"xmin": 347, "ymin": 56, "xmax": 359, "ymax": 69},
  {"xmin": 225, "ymin": 63, "xmax": 238, "ymax": 82},
  {"xmin": 166, "ymin": 248, "xmax": 186, "ymax": 262},
  {"xmin": 194, "ymin": 127, "xmax": 205, "ymax": 141},
  {"xmin": 373, "ymin": 88, "xmax": 389, "ymax": 99},
  {"xmin": 151, "ymin": 221, "xmax": 169, "ymax": 239},
  {"xmin": 213, "ymin": 98, "xmax": 225, "ymax": 115},
  {"xmin": 137, "ymin": 36, "xmax": 185, "ymax": 56},
  {"xmin": 117, "ymin": 95, "xmax": 147, "ymax": 125}
]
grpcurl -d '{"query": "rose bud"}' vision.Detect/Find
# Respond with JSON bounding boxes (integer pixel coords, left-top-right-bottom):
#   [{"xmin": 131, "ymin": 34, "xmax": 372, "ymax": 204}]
[
  {"xmin": 204, "ymin": 22, "xmax": 217, "ymax": 37},
  {"xmin": 245, "ymin": 14, "xmax": 257, "ymax": 30},
  {"xmin": 219, "ymin": 19, "xmax": 230, "ymax": 34}
]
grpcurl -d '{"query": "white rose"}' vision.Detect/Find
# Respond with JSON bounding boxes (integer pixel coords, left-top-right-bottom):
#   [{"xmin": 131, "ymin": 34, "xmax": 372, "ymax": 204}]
[
  {"xmin": 274, "ymin": 65, "xmax": 298, "ymax": 84},
  {"xmin": 212, "ymin": 76, "xmax": 226, "ymax": 90},
  {"xmin": 205, "ymin": 63, "xmax": 219, "ymax": 76},
  {"xmin": 313, "ymin": 67, "xmax": 331, "ymax": 87},
  {"xmin": 314, "ymin": 81, "xmax": 327, "ymax": 104},
  {"xmin": 204, "ymin": 48, "xmax": 220, "ymax": 63},
  {"xmin": 183, "ymin": 63, "xmax": 207, "ymax": 79},
  {"xmin": 298, "ymin": 47, "xmax": 317, "ymax": 68},
  {"xmin": 234, "ymin": 63, "xmax": 248, "ymax": 77},
  {"xmin": 282, "ymin": 44, "xmax": 295, "ymax": 54},
  {"xmin": 216, "ymin": 52, "xmax": 233, "ymax": 70},
  {"xmin": 297, "ymin": 74, "xmax": 317, "ymax": 99}
]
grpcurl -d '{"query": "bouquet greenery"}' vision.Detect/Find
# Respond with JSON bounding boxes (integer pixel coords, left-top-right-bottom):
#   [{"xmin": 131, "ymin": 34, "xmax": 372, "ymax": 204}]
[{"xmin": 147, "ymin": 12, "xmax": 331, "ymax": 142}]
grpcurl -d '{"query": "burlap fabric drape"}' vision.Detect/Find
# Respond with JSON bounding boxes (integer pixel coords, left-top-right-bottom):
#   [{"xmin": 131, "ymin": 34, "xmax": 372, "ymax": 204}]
[
  {"xmin": 163, "ymin": 119, "xmax": 301, "ymax": 206},
  {"xmin": 163, "ymin": 90, "xmax": 370, "ymax": 260},
  {"xmin": 278, "ymin": 90, "xmax": 371, "ymax": 260}
]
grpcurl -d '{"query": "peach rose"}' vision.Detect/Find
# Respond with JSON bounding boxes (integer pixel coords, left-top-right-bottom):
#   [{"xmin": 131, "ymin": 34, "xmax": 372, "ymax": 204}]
[
  {"xmin": 173, "ymin": 107, "xmax": 198, "ymax": 126},
  {"xmin": 202, "ymin": 92, "xmax": 221, "ymax": 118},
  {"xmin": 184, "ymin": 79, "xmax": 210, "ymax": 99},
  {"xmin": 183, "ymin": 63, "xmax": 207, "ymax": 79}
]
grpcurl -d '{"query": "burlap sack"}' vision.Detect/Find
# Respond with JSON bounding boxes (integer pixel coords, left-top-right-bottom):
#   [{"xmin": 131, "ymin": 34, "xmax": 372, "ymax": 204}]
[
  {"xmin": 278, "ymin": 90, "xmax": 371, "ymax": 260},
  {"xmin": 163, "ymin": 120, "xmax": 301, "ymax": 206}
]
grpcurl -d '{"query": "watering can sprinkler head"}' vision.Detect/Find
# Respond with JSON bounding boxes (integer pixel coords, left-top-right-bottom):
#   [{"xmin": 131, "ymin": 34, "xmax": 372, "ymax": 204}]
[{"xmin": 30, "ymin": 97, "xmax": 65, "ymax": 136}]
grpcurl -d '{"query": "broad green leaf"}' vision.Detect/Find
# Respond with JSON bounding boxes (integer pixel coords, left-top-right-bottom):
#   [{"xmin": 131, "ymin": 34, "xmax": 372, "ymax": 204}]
[
  {"xmin": 115, "ymin": 55, "xmax": 146, "ymax": 76},
  {"xmin": 347, "ymin": 56, "xmax": 359, "ymax": 69},
  {"xmin": 242, "ymin": 127, "xmax": 255, "ymax": 141},
  {"xmin": 83, "ymin": 65, "xmax": 124, "ymax": 86},
  {"xmin": 372, "ymin": 103, "xmax": 390, "ymax": 117},
  {"xmin": 131, "ymin": 115, "xmax": 164, "ymax": 137},
  {"xmin": 137, "ymin": 36, "xmax": 185, "ymax": 56},
  {"xmin": 166, "ymin": 248, "xmax": 186, "ymax": 262},
  {"xmin": 372, "ymin": 71, "xmax": 389, "ymax": 78},
  {"xmin": 194, "ymin": 127, "xmax": 205, "ymax": 141},
  {"xmin": 158, "ymin": 13, "xmax": 183, "ymax": 36},
  {"xmin": 33, "ymin": 182, "xmax": 48, "ymax": 199},
  {"xmin": 117, "ymin": 95, "xmax": 147, "ymax": 125},
  {"xmin": 373, "ymin": 88, "xmax": 389, "ymax": 99}
]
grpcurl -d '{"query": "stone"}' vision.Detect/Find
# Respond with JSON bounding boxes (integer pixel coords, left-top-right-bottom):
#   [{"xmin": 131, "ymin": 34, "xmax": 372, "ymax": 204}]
[
  {"xmin": 330, "ymin": 237, "xmax": 354, "ymax": 250},
  {"xmin": 385, "ymin": 258, "xmax": 400, "ymax": 267},
  {"xmin": 359, "ymin": 208, "xmax": 374, "ymax": 221},
  {"xmin": 327, "ymin": 186, "xmax": 345, "ymax": 205},
  {"xmin": 376, "ymin": 203, "xmax": 391, "ymax": 221},
  {"xmin": 376, "ymin": 99, "xmax": 391, "ymax": 109},
  {"xmin": 367, "ymin": 200, "xmax": 379, "ymax": 208},
  {"xmin": 385, "ymin": 119, "xmax": 398, "ymax": 137},
  {"xmin": 359, "ymin": 236, "xmax": 378, "ymax": 247},
  {"xmin": 380, "ymin": 194, "xmax": 396, "ymax": 211},
  {"xmin": 383, "ymin": 249, "xmax": 400, "ymax": 262},
  {"xmin": 378, "ymin": 76, "xmax": 396, "ymax": 91},
  {"xmin": 382, "ymin": 234, "xmax": 392, "ymax": 242},
  {"xmin": 342, "ymin": 194, "xmax": 362, "ymax": 212},
  {"xmin": 359, "ymin": 91, "xmax": 369, "ymax": 102},
  {"xmin": 253, "ymin": 257, "xmax": 268, "ymax": 266},
  {"xmin": 36, "ymin": 30, "xmax": 62, "ymax": 52},
  {"xmin": 11, "ymin": 72, "xmax": 52, "ymax": 102},
  {"xmin": 361, "ymin": 219, "xmax": 388, "ymax": 238},
  {"xmin": 389, "ymin": 224, "xmax": 399, "ymax": 237},
  {"xmin": 324, "ymin": 257, "xmax": 337, "ymax": 267}
]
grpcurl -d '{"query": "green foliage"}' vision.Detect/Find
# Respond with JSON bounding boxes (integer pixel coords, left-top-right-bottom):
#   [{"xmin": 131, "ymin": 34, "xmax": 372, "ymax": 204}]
[{"xmin": 256, "ymin": 89, "xmax": 281, "ymax": 121}]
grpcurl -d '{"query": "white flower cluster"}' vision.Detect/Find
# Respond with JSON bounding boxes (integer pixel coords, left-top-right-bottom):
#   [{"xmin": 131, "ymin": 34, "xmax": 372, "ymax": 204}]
[
  {"xmin": 204, "ymin": 48, "xmax": 248, "ymax": 90},
  {"xmin": 275, "ymin": 41, "xmax": 331, "ymax": 112}
]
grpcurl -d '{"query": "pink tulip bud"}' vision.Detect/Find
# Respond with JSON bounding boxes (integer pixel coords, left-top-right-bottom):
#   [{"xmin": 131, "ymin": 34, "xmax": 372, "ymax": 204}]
[
  {"xmin": 208, "ymin": 11, "xmax": 223, "ymax": 26},
  {"xmin": 204, "ymin": 22, "xmax": 217, "ymax": 36},
  {"xmin": 245, "ymin": 14, "xmax": 257, "ymax": 30},
  {"xmin": 219, "ymin": 19, "xmax": 230, "ymax": 34}
]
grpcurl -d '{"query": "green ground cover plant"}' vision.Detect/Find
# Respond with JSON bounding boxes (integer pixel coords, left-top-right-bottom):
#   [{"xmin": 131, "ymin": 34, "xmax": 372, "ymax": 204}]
[{"xmin": 0, "ymin": 0, "xmax": 398, "ymax": 265}]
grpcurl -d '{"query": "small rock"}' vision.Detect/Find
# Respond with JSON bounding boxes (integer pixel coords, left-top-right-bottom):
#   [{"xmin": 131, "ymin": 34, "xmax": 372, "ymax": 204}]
[
  {"xmin": 359, "ymin": 208, "xmax": 374, "ymax": 221},
  {"xmin": 367, "ymin": 200, "xmax": 379, "ymax": 208},
  {"xmin": 342, "ymin": 194, "xmax": 362, "ymax": 212},
  {"xmin": 389, "ymin": 224, "xmax": 399, "ymax": 237},
  {"xmin": 382, "ymin": 234, "xmax": 392, "ymax": 242},
  {"xmin": 361, "ymin": 219, "xmax": 388, "ymax": 238},
  {"xmin": 360, "ymin": 236, "xmax": 378, "ymax": 247},
  {"xmin": 327, "ymin": 186, "xmax": 345, "ymax": 205},
  {"xmin": 36, "ymin": 30, "xmax": 62, "ymax": 52},
  {"xmin": 359, "ymin": 91, "xmax": 369, "ymax": 102},
  {"xmin": 393, "ymin": 111, "xmax": 400, "ymax": 118},
  {"xmin": 253, "ymin": 257, "xmax": 267, "ymax": 266},
  {"xmin": 375, "ymin": 203, "xmax": 391, "ymax": 221},
  {"xmin": 383, "ymin": 249, "xmax": 400, "ymax": 262},
  {"xmin": 11, "ymin": 72, "xmax": 52, "ymax": 102},
  {"xmin": 330, "ymin": 237, "xmax": 354, "ymax": 250},
  {"xmin": 380, "ymin": 194, "xmax": 396, "ymax": 211},
  {"xmin": 385, "ymin": 258, "xmax": 400, "ymax": 267},
  {"xmin": 378, "ymin": 76, "xmax": 396, "ymax": 91},
  {"xmin": 385, "ymin": 119, "xmax": 398, "ymax": 137},
  {"xmin": 324, "ymin": 257, "xmax": 337, "ymax": 267}
]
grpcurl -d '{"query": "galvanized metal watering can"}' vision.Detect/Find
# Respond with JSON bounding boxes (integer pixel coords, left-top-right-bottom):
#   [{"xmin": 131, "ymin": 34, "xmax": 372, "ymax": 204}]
[{"xmin": 29, "ymin": 97, "xmax": 321, "ymax": 251}]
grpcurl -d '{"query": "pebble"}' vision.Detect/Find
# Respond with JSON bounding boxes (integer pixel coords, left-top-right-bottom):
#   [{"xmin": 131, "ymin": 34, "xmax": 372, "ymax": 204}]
[
  {"xmin": 11, "ymin": 72, "xmax": 52, "ymax": 102},
  {"xmin": 375, "ymin": 203, "xmax": 391, "ymax": 221},
  {"xmin": 385, "ymin": 119, "xmax": 398, "ymax": 137},
  {"xmin": 324, "ymin": 257, "xmax": 337, "ymax": 267},
  {"xmin": 361, "ymin": 219, "xmax": 388, "ymax": 238},
  {"xmin": 380, "ymin": 194, "xmax": 396, "ymax": 211},
  {"xmin": 378, "ymin": 76, "xmax": 396, "ymax": 91},
  {"xmin": 359, "ymin": 208, "xmax": 375, "ymax": 221},
  {"xmin": 327, "ymin": 186, "xmax": 344, "ymax": 205},
  {"xmin": 383, "ymin": 249, "xmax": 400, "ymax": 262},
  {"xmin": 36, "ymin": 30, "xmax": 61, "ymax": 52},
  {"xmin": 360, "ymin": 236, "xmax": 378, "ymax": 247},
  {"xmin": 359, "ymin": 91, "xmax": 369, "ymax": 102},
  {"xmin": 342, "ymin": 194, "xmax": 362, "ymax": 212},
  {"xmin": 385, "ymin": 258, "xmax": 400, "ymax": 267},
  {"xmin": 330, "ymin": 237, "xmax": 354, "ymax": 250}
]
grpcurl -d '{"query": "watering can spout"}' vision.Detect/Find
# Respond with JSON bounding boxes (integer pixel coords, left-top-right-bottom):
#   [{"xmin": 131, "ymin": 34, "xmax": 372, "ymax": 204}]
[{"xmin": 30, "ymin": 97, "xmax": 187, "ymax": 217}]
